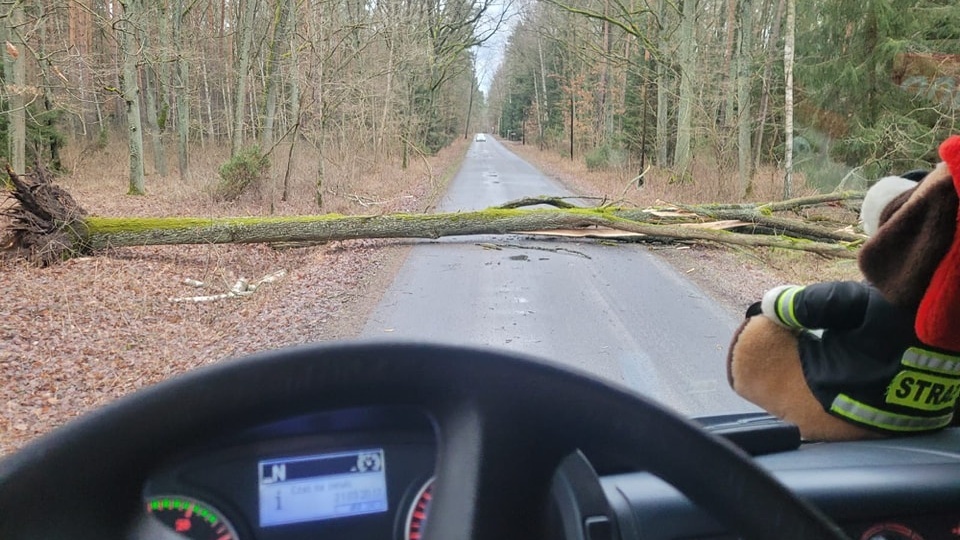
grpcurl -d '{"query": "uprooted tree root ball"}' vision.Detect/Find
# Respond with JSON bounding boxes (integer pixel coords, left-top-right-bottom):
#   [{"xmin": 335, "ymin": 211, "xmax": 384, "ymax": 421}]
[{"xmin": 3, "ymin": 165, "xmax": 88, "ymax": 266}]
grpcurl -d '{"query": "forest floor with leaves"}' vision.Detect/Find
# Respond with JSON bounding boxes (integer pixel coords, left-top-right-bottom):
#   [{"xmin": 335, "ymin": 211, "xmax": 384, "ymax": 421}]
[
  {"xmin": 0, "ymin": 139, "xmax": 466, "ymax": 455},
  {"xmin": 1, "ymin": 137, "xmax": 862, "ymax": 455}
]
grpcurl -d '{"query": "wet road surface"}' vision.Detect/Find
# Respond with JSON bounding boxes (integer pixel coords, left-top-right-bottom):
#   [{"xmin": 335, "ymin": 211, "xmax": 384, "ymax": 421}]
[{"xmin": 361, "ymin": 137, "xmax": 757, "ymax": 417}]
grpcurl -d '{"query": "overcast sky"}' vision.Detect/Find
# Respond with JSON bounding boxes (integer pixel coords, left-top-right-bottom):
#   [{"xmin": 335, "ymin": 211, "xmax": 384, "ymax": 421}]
[{"xmin": 474, "ymin": 0, "xmax": 521, "ymax": 94}]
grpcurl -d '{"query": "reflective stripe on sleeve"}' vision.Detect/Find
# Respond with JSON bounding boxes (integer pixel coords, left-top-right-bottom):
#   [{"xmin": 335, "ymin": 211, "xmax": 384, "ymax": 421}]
[
  {"xmin": 830, "ymin": 394, "xmax": 953, "ymax": 432},
  {"xmin": 902, "ymin": 347, "xmax": 960, "ymax": 375},
  {"xmin": 775, "ymin": 286, "xmax": 804, "ymax": 328}
]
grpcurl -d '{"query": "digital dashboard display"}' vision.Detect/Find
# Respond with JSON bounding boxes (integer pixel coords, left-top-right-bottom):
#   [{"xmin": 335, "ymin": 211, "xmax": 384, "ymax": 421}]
[{"xmin": 258, "ymin": 449, "xmax": 388, "ymax": 527}]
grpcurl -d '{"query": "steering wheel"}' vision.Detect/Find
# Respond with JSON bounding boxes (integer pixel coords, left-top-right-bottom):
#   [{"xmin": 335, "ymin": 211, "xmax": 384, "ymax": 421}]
[{"xmin": 0, "ymin": 342, "xmax": 848, "ymax": 539}]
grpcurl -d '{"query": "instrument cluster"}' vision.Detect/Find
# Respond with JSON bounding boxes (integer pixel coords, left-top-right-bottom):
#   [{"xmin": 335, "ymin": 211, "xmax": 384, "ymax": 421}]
[{"xmin": 143, "ymin": 408, "xmax": 436, "ymax": 540}]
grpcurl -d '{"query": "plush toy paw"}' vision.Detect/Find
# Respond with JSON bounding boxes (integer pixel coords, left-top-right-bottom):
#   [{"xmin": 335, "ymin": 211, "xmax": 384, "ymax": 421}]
[{"xmin": 727, "ymin": 316, "xmax": 879, "ymax": 441}]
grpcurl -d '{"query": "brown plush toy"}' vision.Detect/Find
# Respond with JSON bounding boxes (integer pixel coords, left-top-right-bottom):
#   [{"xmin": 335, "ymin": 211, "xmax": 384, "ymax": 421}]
[{"xmin": 726, "ymin": 136, "xmax": 960, "ymax": 441}]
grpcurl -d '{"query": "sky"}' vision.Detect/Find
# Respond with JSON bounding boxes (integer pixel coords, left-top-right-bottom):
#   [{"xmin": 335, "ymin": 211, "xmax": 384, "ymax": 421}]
[{"xmin": 474, "ymin": 0, "xmax": 522, "ymax": 94}]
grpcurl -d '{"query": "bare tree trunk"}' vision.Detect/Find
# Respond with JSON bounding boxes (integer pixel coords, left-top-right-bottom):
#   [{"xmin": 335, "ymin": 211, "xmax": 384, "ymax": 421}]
[
  {"xmin": 3, "ymin": 2, "xmax": 26, "ymax": 175},
  {"xmin": 737, "ymin": 0, "xmax": 755, "ymax": 198},
  {"xmin": 673, "ymin": 0, "xmax": 696, "ymax": 175},
  {"xmin": 531, "ymin": 75, "xmax": 541, "ymax": 145},
  {"xmin": 36, "ymin": 3, "xmax": 63, "ymax": 170},
  {"xmin": 69, "ymin": 0, "xmax": 90, "ymax": 135},
  {"xmin": 598, "ymin": 0, "xmax": 612, "ymax": 145},
  {"xmin": 286, "ymin": 0, "xmax": 300, "ymax": 128},
  {"xmin": 144, "ymin": 3, "xmax": 168, "ymax": 177},
  {"xmin": 655, "ymin": 0, "xmax": 670, "ymax": 167},
  {"xmin": 312, "ymin": 0, "xmax": 326, "ymax": 208},
  {"xmin": 144, "ymin": 65, "xmax": 167, "ymax": 177},
  {"xmin": 753, "ymin": 0, "xmax": 785, "ymax": 172},
  {"xmin": 538, "ymin": 35, "xmax": 550, "ymax": 146},
  {"xmin": 378, "ymin": 36, "xmax": 394, "ymax": 154},
  {"xmin": 202, "ymin": 56, "xmax": 215, "ymax": 146},
  {"xmin": 119, "ymin": 0, "xmax": 146, "ymax": 195},
  {"xmin": 262, "ymin": 0, "xmax": 292, "ymax": 150},
  {"xmin": 281, "ymin": 116, "xmax": 300, "ymax": 202},
  {"xmin": 231, "ymin": 0, "xmax": 259, "ymax": 156},
  {"xmin": 783, "ymin": 0, "xmax": 795, "ymax": 199},
  {"xmin": 465, "ymin": 82, "xmax": 476, "ymax": 140},
  {"xmin": 720, "ymin": 0, "xmax": 737, "ymax": 129},
  {"xmin": 173, "ymin": 0, "xmax": 190, "ymax": 179},
  {"xmin": 281, "ymin": 0, "xmax": 299, "ymax": 201}
]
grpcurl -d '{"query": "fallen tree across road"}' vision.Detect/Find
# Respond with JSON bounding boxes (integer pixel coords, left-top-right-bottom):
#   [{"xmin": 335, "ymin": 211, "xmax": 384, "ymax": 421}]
[{"xmin": 3, "ymin": 168, "xmax": 865, "ymax": 266}]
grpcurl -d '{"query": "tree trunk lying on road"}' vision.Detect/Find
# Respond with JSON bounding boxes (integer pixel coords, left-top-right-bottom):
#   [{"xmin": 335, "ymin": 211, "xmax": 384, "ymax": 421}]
[{"xmin": 2, "ymin": 168, "xmax": 864, "ymax": 266}]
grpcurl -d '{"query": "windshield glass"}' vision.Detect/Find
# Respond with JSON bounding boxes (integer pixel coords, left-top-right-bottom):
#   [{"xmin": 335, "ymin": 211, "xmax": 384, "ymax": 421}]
[{"xmin": 2, "ymin": 1, "xmax": 958, "ymax": 455}]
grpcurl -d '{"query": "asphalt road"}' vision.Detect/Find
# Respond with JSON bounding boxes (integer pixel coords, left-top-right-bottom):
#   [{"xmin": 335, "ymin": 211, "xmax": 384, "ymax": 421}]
[{"xmin": 361, "ymin": 137, "xmax": 757, "ymax": 418}]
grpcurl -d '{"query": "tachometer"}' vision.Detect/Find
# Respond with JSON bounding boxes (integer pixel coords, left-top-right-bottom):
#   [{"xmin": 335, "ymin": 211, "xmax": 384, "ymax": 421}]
[
  {"xmin": 404, "ymin": 477, "xmax": 433, "ymax": 540},
  {"xmin": 147, "ymin": 495, "xmax": 239, "ymax": 540}
]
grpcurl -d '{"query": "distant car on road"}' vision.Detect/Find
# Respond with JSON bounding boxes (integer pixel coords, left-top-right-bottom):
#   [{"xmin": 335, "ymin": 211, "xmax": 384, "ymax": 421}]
[{"xmin": 475, "ymin": 133, "xmax": 486, "ymax": 142}]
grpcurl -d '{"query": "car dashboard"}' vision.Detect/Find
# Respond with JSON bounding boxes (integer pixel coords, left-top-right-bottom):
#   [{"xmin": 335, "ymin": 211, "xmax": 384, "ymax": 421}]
[
  {"xmin": 143, "ymin": 407, "xmax": 437, "ymax": 540},
  {"xmin": 610, "ymin": 416, "xmax": 960, "ymax": 540},
  {"xmin": 141, "ymin": 407, "xmax": 960, "ymax": 540}
]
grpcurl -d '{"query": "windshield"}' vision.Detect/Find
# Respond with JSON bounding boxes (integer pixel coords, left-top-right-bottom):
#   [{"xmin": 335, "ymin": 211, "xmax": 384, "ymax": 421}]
[{"xmin": 2, "ymin": 1, "xmax": 958, "ymax": 456}]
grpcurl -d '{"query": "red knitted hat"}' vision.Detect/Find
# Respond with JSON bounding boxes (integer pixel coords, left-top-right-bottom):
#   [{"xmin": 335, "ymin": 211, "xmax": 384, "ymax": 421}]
[{"xmin": 916, "ymin": 136, "xmax": 960, "ymax": 350}]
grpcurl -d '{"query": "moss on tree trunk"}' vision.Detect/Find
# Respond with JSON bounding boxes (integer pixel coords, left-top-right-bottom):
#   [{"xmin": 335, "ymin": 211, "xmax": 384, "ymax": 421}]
[{"xmin": 3, "ymin": 170, "xmax": 863, "ymax": 266}]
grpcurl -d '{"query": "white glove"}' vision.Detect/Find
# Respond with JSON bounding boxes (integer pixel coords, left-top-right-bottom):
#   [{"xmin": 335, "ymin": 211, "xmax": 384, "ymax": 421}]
[{"xmin": 761, "ymin": 285, "xmax": 800, "ymax": 328}]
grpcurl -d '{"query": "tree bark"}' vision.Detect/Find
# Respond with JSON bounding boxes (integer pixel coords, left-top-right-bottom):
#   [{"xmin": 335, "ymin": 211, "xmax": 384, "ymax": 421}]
[
  {"xmin": 281, "ymin": 0, "xmax": 300, "ymax": 202},
  {"xmin": 144, "ymin": 63, "xmax": 167, "ymax": 177},
  {"xmin": 4, "ymin": 171, "xmax": 863, "ymax": 266},
  {"xmin": 737, "ymin": 0, "xmax": 755, "ymax": 198},
  {"xmin": 67, "ymin": 209, "xmax": 856, "ymax": 260},
  {"xmin": 538, "ymin": 35, "xmax": 550, "ymax": 147},
  {"xmin": 719, "ymin": 0, "xmax": 737, "ymax": 129},
  {"xmin": 201, "ymin": 54, "xmax": 215, "ymax": 146},
  {"xmin": 655, "ymin": 0, "xmax": 670, "ymax": 167},
  {"xmin": 231, "ymin": 0, "xmax": 259, "ymax": 157},
  {"xmin": 598, "ymin": 0, "xmax": 612, "ymax": 145},
  {"xmin": 262, "ymin": 0, "xmax": 292, "ymax": 150},
  {"xmin": 3, "ymin": 2, "xmax": 25, "ymax": 175},
  {"xmin": 783, "ymin": 0, "xmax": 795, "ymax": 199},
  {"xmin": 753, "ymin": 0, "xmax": 785, "ymax": 172},
  {"xmin": 312, "ymin": 0, "xmax": 326, "ymax": 207},
  {"xmin": 673, "ymin": 0, "xmax": 696, "ymax": 175},
  {"xmin": 119, "ymin": 0, "xmax": 146, "ymax": 195},
  {"xmin": 675, "ymin": 206, "xmax": 862, "ymax": 243},
  {"xmin": 173, "ymin": 0, "xmax": 190, "ymax": 179}
]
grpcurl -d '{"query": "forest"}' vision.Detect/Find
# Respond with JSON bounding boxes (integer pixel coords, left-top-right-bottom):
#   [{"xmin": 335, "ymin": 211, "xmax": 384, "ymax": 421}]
[
  {"xmin": 0, "ymin": 1, "xmax": 957, "ymax": 206},
  {"xmin": 0, "ymin": 0, "xmax": 491, "ymax": 205},
  {"xmin": 490, "ymin": 0, "xmax": 960, "ymax": 197}
]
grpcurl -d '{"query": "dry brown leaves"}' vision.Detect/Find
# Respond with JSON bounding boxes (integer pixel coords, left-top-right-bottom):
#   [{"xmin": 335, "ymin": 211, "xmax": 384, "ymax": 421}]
[
  {"xmin": 1, "ymin": 138, "xmax": 469, "ymax": 456},
  {"xmin": 1, "ymin": 241, "xmax": 387, "ymax": 454}
]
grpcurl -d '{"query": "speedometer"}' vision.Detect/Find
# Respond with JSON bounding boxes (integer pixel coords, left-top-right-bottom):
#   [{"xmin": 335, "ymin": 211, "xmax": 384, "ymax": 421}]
[
  {"xmin": 860, "ymin": 522, "xmax": 925, "ymax": 540},
  {"xmin": 404, "ymin": 477, "xmax": 433, "ymax": 540},
  {"xmin": 147, "ymin": 495, "xmax": 239, "ymax": 540}
]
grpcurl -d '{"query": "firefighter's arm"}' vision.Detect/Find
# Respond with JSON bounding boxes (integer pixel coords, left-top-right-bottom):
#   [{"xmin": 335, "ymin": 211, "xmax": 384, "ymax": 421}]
[{"xmin": 760, "ymin": 282, "xmax": 871, "ymax": 330}]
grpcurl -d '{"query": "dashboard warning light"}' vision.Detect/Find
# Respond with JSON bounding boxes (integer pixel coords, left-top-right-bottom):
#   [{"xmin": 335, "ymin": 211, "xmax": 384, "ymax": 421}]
[{"xmin": 174, "ymin": 518, "xmax": 191, "ymax": 532}]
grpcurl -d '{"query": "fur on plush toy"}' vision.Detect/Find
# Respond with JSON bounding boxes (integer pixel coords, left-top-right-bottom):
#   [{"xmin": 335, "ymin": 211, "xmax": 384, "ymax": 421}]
[{"xmin": 726, "ymin": 136, "xmax": 960, "ymax": 441}]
